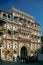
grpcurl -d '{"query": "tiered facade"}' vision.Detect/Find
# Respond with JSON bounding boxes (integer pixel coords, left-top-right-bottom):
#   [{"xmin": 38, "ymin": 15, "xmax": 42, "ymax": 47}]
[{"xmin": 0, "ymin": 8, "xmax": 41, "ymax": 61}]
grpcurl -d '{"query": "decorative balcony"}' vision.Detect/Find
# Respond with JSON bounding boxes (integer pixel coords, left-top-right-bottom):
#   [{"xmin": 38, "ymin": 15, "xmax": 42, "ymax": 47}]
[
  {"xmin": 31, "ymin": 38, "xmax": 41, "ymax": 43},
  {"xmin": 0, "ymin": 13, "xmax": 12, "ymax": 23},
  {"xmin": 19, "ymin": 34, "xmax": 30, "ymax": 40},
  {"xmin": 31, "ymin": 32, "xmax": 40, "ymax": 37}
]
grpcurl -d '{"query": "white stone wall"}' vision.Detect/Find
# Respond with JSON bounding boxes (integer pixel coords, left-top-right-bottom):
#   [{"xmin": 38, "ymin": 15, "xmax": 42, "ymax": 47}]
[{"xmin": 1, "ymin": 40, "xmax": 19, "ymax": 61}]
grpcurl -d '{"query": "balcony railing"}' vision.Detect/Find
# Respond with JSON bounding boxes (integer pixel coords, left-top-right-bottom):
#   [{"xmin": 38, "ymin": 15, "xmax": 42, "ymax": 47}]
[
  {"xmin": 31, "ymin": 32, "xmax": 40, "ymax": 37},
  {"xmin": 31, "ymin": 38, "xmax": 41, "ymax": 43},
  {"xmin": 19, "ymin": 34, "xmax": 30, "ymax": 40},
  {"xmin": 0, "ymin": 14, "xmax": 41, "ymax": 32},
  {"xmin": 31, "ymin": 39, "xmax": 37, "ymax": 42}
]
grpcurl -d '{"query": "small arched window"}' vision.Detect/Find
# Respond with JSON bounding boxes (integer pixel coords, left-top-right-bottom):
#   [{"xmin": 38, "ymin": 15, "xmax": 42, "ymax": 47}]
[
  {"xmin": 8, "ymin": 29, "xmax": 11, "ymax": 34},
  {"xmin": 3, "ymin": 13, "xmax": 6, "ymax": 17},
  {"xmin": 14, "ymin": 50, "xmax": 16, "ymax": 53},
  {"xmin": 19, "ymin": 17, "xmax": 22, "ymax": 20},
  {"xmin": 7, "ymin": 50, "xmax": 10, "ymax": 54},
  {"xmin": 14, "ymin": 16, "xmax": 18, "ymax": 19},
  {"xmin": 8, "ymin": 15, "xmax": 10, "ymax": 18},
  {"xmin": 28, "ymin": 21, "xmax": 30, "ymax": 24},
  {"xmin": 35, "ymin": 24, "xmax": 36, "ymax": 27}
]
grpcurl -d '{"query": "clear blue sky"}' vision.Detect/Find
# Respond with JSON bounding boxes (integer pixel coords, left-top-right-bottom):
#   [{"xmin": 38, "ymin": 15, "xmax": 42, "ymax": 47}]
[{"xmin": 0, "ymin": 0, "xmax": 43, "ymax": 36}]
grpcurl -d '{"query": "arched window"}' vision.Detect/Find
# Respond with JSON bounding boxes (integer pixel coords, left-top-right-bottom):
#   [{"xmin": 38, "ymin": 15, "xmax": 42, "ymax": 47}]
[
  {"xmin": 3, "ymin": 13, "xmax": 6, "ymax": 17},
  {"xmin": 8, "ymin": 15, "xmax": 10, "ymax": 18},
  {"xmin": 19, "ymin": 17, "xmax": 22, "ymax": 20},
  {"xmin": 35, "ymin": 24, "xmax": 36, "ymax": 27},
  {"xmin": 8, "ymin": 29, "xmax": 11, "ymax": 34},
  {"xmin": 28, "ymin": 21, "xmax": 30, "ymax": 24},
  {"xmin": 7, "ymin": 50, "xmax": 10, "ymax": 54},
  {"xmin": 14, "ymin": 50, "xmax": 16, "ymax": 53},
  {"xmin": 14, "ymin": 16, "xmax": 18, "ymax": 19}
]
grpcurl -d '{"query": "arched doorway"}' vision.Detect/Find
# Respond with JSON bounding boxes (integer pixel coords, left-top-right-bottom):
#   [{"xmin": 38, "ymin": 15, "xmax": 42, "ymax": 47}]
[{"xmin": 20, "ymin": 46, "xmax": 27, "ymax": 58}]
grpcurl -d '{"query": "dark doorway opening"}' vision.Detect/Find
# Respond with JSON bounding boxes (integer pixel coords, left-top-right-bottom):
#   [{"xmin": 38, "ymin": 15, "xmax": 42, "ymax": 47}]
[{"xmin": 21, "ymin": 46, "xmax": 27, "ymax": 58}]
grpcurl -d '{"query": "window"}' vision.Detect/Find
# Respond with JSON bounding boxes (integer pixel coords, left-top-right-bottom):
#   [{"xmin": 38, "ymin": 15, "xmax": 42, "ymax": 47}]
[
  {"xmin": 7, "ymin": 50, "xmax": 10, "ymax": 54},
  {"xmin": 23, "ymin": 19, "xmax": 26, "ymax": 23},
  {"xmin": 8, "ymin": 29, "xmax": 11, "ymax": 34},
  {"xmin": 15, "ymin": 46, "xmax": 16, "ymax": 48},
  {"xmin": 28, "ymin": 21, "xmax": 32, "ymax": 26},
  {"xmin": 28, "ymin": 21, "xmax": 30, "ymax": 24},
  {"xmin": 8, "ymin": 15, "xmax": 10, "ymax": 18},
  {"xmin": 21, "ymin": 32, "xmax": 23, "ymax": 34},
  {"xmin": 14, "ymin": 31, "xmax": 17, "ymax": 34},
  {"xmin": 35, "ymin": 24, "xmax": 36, "ymax": 27},
  {"xmin": 24, "ymin": 32, "xmax": 25, "ymax": 35},
  {"xmin": 3, "ymin": 13, "xmax": 6, "ymax": 17},
  {"xmin": 0, "ymin": 44, "xmax": 1, "ymax": 47},
  {"xmin": 19, "ymin": 17, "xmax": 22, "ymax": 20},
  {"xmin": 28, "ymin": 33, "xmax": 29, "ymax": 35},
  {"xmin": 14, "ymin": 16, "xmax": 18, "ymax": 19},
  {"xmin": 35, "ymin": 25, "xmax": 36, "ymax": 27},
  {"xmin": 9, "ymin": 46, "xmax": 10, "ymax": 47},
  {"xmin": 26, "ymin": 33, "xmax": 28, "ymax": 35},
  {"xmin": 19, "ymin": 37, "xmax": 21, "ymax": 39},
  {"xmin": 14, "ymin": 50, "xmax": 16, "ymax": 53},
  {"xmin": 9, "ymin": 43, "xmax": 11, "ymax": 45},
  {"xmin": 2, "ymin": 50, "xmax": 5, "ymax": 53}
]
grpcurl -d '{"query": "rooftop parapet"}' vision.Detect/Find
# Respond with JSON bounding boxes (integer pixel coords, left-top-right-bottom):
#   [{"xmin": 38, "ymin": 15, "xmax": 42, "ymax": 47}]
[{"xmin": 11, "ymin": 7, "xmax": 35, "ymax": 21}]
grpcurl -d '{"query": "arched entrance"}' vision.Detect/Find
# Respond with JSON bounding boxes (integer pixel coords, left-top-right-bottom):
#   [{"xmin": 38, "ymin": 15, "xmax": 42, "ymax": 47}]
[{"xmin": 20, "ymin": 46, "xmax": 27, "ymax": 58}]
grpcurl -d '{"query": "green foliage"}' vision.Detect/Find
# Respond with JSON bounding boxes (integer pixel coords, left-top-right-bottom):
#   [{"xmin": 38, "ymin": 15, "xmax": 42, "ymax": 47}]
[
  {"xmin": 41, "ymin": 36, "xmax": 43, "ymax": 54},
  {"xmin": 34, "ymin": 49, "xmax": 41, "ymax": 56},
  {"xmin": 0, "ymin": 20, "xmax": 6, "ymax": 26},
  {"xmin": 0, "ymin": 30, "xmax": 3, "ymax": 35},
  {"xmin": 0, "ymin": 32, "xmax": 3, "ymax": 35},
  {"xmin": 41, "ymin": 36, "xmax": 43, "ymax": 44}
]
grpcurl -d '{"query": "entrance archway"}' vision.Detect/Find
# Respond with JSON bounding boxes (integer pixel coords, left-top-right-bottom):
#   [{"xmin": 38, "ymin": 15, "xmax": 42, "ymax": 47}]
[{"xmin": 20, "ymin": 46, "xmax": 27, "ymax": 58}]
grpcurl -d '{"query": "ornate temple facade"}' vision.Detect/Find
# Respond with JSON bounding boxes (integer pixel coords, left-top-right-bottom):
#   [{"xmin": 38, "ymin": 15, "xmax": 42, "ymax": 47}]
[{"xmin": 0, "ymin": 8, "xmax": 41, "ymax": 61}]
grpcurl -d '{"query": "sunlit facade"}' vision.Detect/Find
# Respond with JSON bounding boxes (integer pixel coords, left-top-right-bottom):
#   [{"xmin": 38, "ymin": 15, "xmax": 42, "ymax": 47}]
[{"xmin": 0, "ymin": 8, "xmax": 41, "ymax": 61}]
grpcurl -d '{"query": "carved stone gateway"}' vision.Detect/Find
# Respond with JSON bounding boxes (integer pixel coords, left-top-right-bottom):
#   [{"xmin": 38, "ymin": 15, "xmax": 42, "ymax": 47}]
[
  {"xmin": 20, "ymin": 46, "xmax": 27, "ymax": 57},
  {"xmin": 0, "ymin": 8, "xmax": 41, "ymax": 62}
]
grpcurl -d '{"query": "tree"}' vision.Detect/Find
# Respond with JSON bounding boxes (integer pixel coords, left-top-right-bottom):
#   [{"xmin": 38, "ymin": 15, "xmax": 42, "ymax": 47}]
[
  {"xmin": 34, "ymin": 49, "xmax": 41, "ymax": 56},
  {"xmin": 41, "ymin": 36, "xmax": 43, "ymax": 54},
  {"xmin": 41, "ymin": 36, "xmax": 43, "ymax": 44}
]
